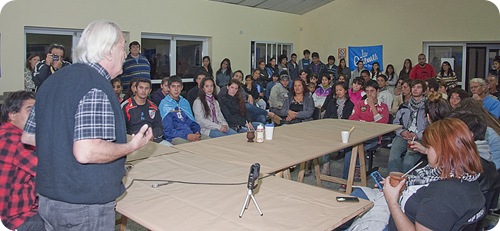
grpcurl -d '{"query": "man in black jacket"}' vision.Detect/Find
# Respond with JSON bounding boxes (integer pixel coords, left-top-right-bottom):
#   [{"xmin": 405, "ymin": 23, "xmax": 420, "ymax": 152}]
[{"xmin": 32, "ymin": 44, "xmax": 71, "ymax": 90}]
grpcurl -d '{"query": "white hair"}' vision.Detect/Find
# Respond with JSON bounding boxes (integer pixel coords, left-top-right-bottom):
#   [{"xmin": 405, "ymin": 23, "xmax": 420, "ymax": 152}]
[
  {"xmin": 470, "ymin": 77, "xmax": 487, "ymax": 86},
  {"xmin": 73, "ymin": 20, "xmax": 122, "ymax": 64}
]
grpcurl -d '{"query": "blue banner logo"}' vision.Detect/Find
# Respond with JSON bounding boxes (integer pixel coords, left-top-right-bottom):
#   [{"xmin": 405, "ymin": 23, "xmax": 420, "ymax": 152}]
[{"xmin": 348, "ymin": 45, "xmax": 383, "ymax": 71}]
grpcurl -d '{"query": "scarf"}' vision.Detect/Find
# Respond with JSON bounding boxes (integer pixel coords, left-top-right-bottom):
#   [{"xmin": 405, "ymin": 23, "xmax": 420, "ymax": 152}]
[
  {"xmin": 206, "ymin": 94, "xmax": 217, "ymax": 123},
  {"xmin": 336, "ymin": 98, "xmax": 346, "ymax": 119},
  {"xmin": 407, "ymin": 165, "xmax": 480, "ymax": 186},
  {"xmin": 406, "ymin": 96, "xmax": 426, "ymax": 129}
]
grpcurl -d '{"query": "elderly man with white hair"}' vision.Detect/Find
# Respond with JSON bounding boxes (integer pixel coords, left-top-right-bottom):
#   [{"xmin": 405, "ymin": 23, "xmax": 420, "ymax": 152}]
[
  {"xmin": 21, "ymin": 20, "xmax": 152, "ymax": 230},
  {"xmin": 470, "ymin": 77, "xmax": 500, "ymax": 118}
]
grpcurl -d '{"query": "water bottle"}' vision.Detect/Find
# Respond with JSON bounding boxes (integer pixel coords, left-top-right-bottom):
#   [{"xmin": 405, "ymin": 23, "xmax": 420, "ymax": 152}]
[{"xmin": 256, "ymin": 124, "xmax": 264, "ymax": 143}]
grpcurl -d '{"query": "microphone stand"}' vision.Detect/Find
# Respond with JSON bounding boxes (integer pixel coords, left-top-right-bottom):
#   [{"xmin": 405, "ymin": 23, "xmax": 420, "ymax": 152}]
[{"xmin": 239, "ymin": 163, "xmax": 263, "ymax": 218}]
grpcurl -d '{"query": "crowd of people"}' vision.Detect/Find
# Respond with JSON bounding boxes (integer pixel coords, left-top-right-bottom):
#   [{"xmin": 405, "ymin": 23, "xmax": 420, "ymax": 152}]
[{"xmin": 4, "ymin": 20, "xmax": 500, "ymax": 230}]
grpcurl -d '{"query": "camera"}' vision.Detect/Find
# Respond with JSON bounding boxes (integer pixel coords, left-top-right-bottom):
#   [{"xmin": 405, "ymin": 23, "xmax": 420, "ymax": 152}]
[{"xmin": 52, "ymin": 54, "xmax": 59, "ymax": 61}]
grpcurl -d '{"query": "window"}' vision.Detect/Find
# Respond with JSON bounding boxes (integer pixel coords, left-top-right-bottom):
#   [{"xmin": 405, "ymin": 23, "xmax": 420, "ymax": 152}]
[
  {"xmin": 424, "ymin": 43, "xmax": 465, "ymax": 88},
  {"xmin": 251, "ymin": 41, "xmax": 293, "ymax": 70},
  {"xmin": 141, "ymin": 34, "xmax": 208, "ymax": 84},
  {"xmin": 25, "ymin": 28, "xmax": 81, "ymax": 64}
]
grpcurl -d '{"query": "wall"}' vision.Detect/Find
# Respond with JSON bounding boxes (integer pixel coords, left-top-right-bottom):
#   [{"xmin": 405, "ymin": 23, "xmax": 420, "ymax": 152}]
[
  {"xmin": 300, "ymin": 0, "xmax": 500, "ymax": 71},
  {"xmin": 0, "ymin": 0, "xmax": 301, "ymax": 93}
]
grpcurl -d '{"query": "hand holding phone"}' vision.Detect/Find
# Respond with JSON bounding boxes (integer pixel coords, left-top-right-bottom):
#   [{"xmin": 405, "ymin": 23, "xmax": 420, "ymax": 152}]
[{"xmin": 370, "ymin": 171, "xmax": 384, "ymax": 190}]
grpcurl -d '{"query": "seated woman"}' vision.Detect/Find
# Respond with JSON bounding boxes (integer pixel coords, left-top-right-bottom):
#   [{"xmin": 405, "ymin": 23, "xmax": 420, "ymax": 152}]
[
  {"xmin": 321, "ymin": 82, "xmax": 355, "ymax": 175},
  {"xmin": 391, "ymin": 78, "xmax": 411, "ymax": 114},
  {"xmin": 277, "ymin": 79, "xmax": 314, "ymax": 124},
  {"xmin": 193, "ymin": 77, "xmax": 237, "ymax": 138},
  {"xmin": 219, "ymin": 79, "xmax": 276, "ymax": 132},
  {"xmin": 312, "ymin": 73, "xmax": 332, "ymax": 109},
  {"xmin": 448, "ymin": 87, "xmax": 469, "ymax": 109},
  {"xmin": 244, "ymin": 74, "xmax": 266, "ymax": 109},
  {"xmin": 385, "ymin": 118, "xmax": 485, "ymax": 230},
  {"xmin": 348, "ymin": 77, "xmax": 366, "ymax": 105},
  {"xmin": 324, "ymin": 82, "xmax": 355, "ymax": 119},
  {"xmin": 349, "ymin": 118, "xmax": 485, "ymax": 230}
]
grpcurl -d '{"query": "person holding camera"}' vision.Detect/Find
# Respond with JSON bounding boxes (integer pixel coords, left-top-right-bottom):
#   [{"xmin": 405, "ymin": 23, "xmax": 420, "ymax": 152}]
[{"xmin": 32, "ymin": 44, "xmax": 71, "ymax": 90}]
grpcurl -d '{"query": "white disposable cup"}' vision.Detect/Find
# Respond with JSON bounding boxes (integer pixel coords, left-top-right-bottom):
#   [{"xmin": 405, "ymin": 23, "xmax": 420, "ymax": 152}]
[
  {"xmin": 341, "ymin": 131, "xmax": 350, "ymax": 143},
  {"xmin": 265, "ymin": 124, "xmax": 274, "ymax": 140}
]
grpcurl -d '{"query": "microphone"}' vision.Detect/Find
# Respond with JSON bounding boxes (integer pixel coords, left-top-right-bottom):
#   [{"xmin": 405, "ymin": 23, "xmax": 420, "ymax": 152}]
[{"xmin": 247, "ymin": 163, "xmax": 260, "ymax": 190}]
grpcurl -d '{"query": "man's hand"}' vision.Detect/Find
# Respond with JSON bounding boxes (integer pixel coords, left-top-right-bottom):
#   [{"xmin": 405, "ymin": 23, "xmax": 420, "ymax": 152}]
[
  {"xmin": 220, "ymin": 125, "xmax": 228, "ymax": 132},
  {"xmin": 130, "ymin": 124, "xmax": 153, "ymax": 150},
  {"xmin": 187, "ymin": 133, "xmax": 201, "ymax": 142},
  {"xmin": 472, "ymin": 94, "xmax": 482, "ymax": 101},
  {"xmin": 52, "ymin": 59, "xmax": 63, "ymax": 70},
  {"xmin": 45, "ymin": 53, "xmax": 53, "ymax": 66}
]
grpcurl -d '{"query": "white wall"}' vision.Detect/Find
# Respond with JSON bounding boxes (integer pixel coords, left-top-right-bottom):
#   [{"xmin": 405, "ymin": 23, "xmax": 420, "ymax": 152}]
[
  {"xmin": 300, "ymin": 0, "xmax": 500, "ymax": 71},
  {"xmin": 1, "ymin": 0, "xmax": 499, "ymax": 93},
  {"xmin": 0, "ymin": 0, "xmax": 301, "ymax": 93}
]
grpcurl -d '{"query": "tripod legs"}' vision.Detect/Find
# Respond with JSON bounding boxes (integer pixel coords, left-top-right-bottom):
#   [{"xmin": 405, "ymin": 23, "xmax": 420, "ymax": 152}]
[{"xmin": 239, "ymin": 189, "xmax": 263, "ymax": 218}]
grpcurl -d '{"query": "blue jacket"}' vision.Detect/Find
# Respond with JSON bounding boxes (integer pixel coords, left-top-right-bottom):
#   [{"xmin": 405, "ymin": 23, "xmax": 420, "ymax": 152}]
[{"xmin": 159, "ymin": 95, "xmax": 200, "ymax": 142}]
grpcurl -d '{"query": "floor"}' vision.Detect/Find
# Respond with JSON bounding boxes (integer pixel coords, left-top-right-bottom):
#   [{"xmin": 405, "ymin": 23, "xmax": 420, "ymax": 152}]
[{"xmin": 115, "ymin": 147, "xmax": 500, "ymax": 230}]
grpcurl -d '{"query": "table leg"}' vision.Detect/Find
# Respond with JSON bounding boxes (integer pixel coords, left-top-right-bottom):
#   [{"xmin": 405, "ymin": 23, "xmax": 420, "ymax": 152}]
[
  {"xmin": 118, "ymin": 215, "xmax": 128, "ymax": 231},
  {"xmin": 283, "ymin": 169, "xmax": 291, "ymax": 180},
  {"xmin": 358, "ymin": 144, "xmax": 367, "ymax": 187},
  {"xmin": 275, "ymin": 171, "xmax": 283, "ymax": 178},
  {"xmin": 297, "ymin": 162, "xmax": 306, "ymax": 183},
  {"xmin": 346, "ymin": 144, "xmax": 362, "ymax": 194},
  {"xmin": 313, "ymin": 158, "xmax": 321, "ymax": 186}
]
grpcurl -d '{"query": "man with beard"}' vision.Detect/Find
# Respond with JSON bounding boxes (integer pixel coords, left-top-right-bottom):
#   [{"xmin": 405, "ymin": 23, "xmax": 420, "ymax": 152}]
[{"xmin": 409, "ymin": 53, "xmax": 436, "ymax": 80}]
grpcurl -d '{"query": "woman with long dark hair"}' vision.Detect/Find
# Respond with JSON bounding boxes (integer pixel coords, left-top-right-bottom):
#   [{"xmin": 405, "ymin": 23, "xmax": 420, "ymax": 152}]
[
  {"xmin": 24, "ymin": 54, "xmax": 40, "ymax": 92},
  {"xmin": 337, "ymin": 58, "xmax": 351, "ymax": 84},
  {"xmin": 277, "ymin": 79, "xmax": 314, "ymax": 124},
  {"xmin": 219, "ymin": 79, "xmax": 260, "ymax": 132},
  {"xmin": 370, "ymin": 62, "xmax": 382, "ymax": 80},
  {"xmin": 201, "ymin": 56, "xmax": 213, "ymax": 78},
  {"xmin": 215, "ymin": 58, "xmax": 232, "ymax": 88},
  {"xmin": 193, "ymin": 77, "xmax": 237, "ymax": 138},
  {"xmin": 436, "ymin": 61, "xmax": 457, "ymax": 89},
  {"xmin": 399, "ymin": 59, "xmax": 412, "ymax": 80},
  {"xmin": 385, "ymin": 64, "xmax": 399, "ymax": 94}
]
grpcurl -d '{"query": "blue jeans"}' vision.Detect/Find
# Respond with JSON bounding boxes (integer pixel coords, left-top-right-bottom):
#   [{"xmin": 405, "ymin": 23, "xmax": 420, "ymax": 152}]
[
  {"xmin": 17, "ymin": 213, "xmax": 45, "ymax": 231},
  {"xmin": 38, "ymin": 195, "xmax": 115, "ymax": 231},
  {"xmin": 246, "ymin": 103, "xmax": 267, "ymax": 124},
  {"xmin": 388, "ymin": 136, "xmax": 423, "ymax": 173},
  {"xmin": 209, "ymin": 128, "xmax": 238, "ymax": 138},
  {"xmin": 343, "ymin": 138, "xmax": 379, "ymax": 179}
]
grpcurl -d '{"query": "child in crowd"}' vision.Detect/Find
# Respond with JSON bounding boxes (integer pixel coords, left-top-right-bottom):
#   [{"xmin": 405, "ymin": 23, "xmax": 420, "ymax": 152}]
[
  {"xmin": 309, "ymin": 74, "xmax": 319, "ymax": 87},
  {"xmin": 111, "ymin": 78, "xmax": 123, "ymax": 103},
  {"xmin": 312, "ymin": 74, "xmax": 332, "ymax": 108},
  {"xmin": 307, "ymin": 82, "xmax": 317, "ymax": 94},
  {"xmin": 337, "ymin": 74, "xmax": 346, "ymax": 83},
  {"xmin": 348, "ymin": 77, "xmax": 366, "ymax": 105}
]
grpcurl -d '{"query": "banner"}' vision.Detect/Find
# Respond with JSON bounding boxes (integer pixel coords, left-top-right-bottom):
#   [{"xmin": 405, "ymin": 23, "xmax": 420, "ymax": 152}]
[{"xmin": 348, "ymin": 45, "xmax": 383, "ymax": 71}]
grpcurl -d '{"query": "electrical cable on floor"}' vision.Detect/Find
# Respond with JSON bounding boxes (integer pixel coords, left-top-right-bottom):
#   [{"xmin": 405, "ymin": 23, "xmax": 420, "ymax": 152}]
[{"xmin": 125, "ymin": 174, "xmax": 273, "ymax": 190}]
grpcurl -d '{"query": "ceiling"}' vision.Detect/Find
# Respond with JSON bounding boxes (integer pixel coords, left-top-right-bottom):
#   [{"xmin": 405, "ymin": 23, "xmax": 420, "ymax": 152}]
[{"xmin": 209, "ymin": 0, "xmax": 335, "ymax": 15}]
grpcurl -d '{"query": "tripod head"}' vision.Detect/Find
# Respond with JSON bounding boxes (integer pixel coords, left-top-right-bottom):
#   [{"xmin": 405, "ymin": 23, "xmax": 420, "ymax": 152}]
[{"xmin": 247, "ymin": 163, "xmax": 260, "ymax": 190}]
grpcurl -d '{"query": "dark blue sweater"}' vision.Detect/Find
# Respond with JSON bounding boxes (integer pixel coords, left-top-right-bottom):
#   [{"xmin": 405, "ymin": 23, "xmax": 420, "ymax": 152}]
[{"xmin": 35, "ymin": 63, "xmax": 127, "ymax": 204}]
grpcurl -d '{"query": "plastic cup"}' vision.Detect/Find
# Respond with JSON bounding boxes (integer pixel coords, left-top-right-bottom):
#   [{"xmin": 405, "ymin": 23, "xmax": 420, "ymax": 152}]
[
  {"xmin": 265, "ymin": 123, "xmax": 274, "ymax": 140},
  {"xmin": 341, "ymin": 131, "xmax": 350, "ymax": 143}
]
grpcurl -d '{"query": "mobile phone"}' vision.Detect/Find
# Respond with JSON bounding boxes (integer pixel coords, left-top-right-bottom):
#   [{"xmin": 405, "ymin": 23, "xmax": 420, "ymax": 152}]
[
  {"xmin": 370, "ymin": 171, "xmax": 384, "ymax": 189},
  {"xmin": 336, "ymin": 196, "xmax": 359, "ymax": 202}
]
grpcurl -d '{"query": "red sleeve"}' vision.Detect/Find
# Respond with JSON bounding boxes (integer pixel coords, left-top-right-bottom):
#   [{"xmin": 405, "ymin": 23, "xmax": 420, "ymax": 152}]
[
  {"xmin": 349, "ymin": 101, "xmax": 361, "ymax": 121},
  {"xmin": 376, "ymin": 103, "xmax": 390, "ymax": 124}
]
